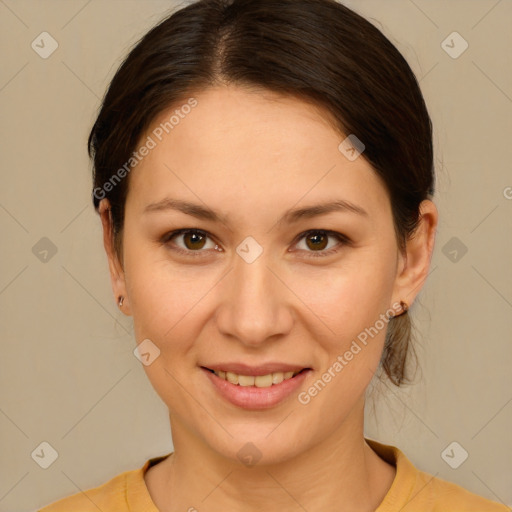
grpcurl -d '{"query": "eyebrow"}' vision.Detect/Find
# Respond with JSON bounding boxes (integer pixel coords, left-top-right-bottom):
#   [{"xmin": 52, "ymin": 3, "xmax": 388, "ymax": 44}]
[{"xmin": 143, "ymin": 197, "xmax": 369, "ymax": 224}]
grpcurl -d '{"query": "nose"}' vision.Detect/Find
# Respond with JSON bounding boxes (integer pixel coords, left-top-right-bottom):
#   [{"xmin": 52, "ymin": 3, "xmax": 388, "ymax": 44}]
[{"xmin": 214, "ymin": 250, "xmax": 293, "ymax": 347}]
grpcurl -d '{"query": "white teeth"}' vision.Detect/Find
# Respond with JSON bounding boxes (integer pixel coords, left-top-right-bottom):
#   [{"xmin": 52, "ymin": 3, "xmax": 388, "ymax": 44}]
[
  {"xmin": 272, "ymin": 372, "xmax": 284, "ymax": 385},
  {"xmin": 213, "ymin": 369, "xmax": 301, "ymax": 388},
  {"xmin": 226, "ymin": 371, "xmax": 238, "ymax": 385},
  {"xmin": 238, "ymin": 375, "xmax": 255, "ymax": 387},
  {"xmin": 255, "ymin": 374, "xmax": 273, "ymax": 388}
]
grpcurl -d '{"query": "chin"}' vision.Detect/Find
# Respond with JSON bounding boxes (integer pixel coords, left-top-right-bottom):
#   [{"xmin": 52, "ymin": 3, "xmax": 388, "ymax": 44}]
[
  {"xmin": 194, "ymin": 417, "xmax": 314, "ymax": 468},
  {"xmin": 218, "ymin": 436, "xmax": 304, "ymax": 468}
]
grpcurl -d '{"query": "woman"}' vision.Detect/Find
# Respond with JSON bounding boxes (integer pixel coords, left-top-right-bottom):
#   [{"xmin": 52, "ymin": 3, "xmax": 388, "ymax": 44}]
[{"xmin": 39, "ymin": 0, "xmax": 509, "ymax": 510}]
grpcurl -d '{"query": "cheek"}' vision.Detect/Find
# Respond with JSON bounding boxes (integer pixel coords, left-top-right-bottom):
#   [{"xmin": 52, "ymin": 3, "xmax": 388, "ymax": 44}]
[
  {"xmin": 122, "ymin": 243, "xmax": 209, "ymax": 414},
  {"xmin": 122, "ymin": 237, "xmax": 193, "ymax": 344},
  {"xmin": 291, "ymin": 249, "xmax": 396, "ymax": 338},
  {"xmin": 291, "ymin": 249, "xmax": 396, "ymax": 402},
  {"xmin": 122, "ymin": 237, "xmax": 226, "ymax": 378}
]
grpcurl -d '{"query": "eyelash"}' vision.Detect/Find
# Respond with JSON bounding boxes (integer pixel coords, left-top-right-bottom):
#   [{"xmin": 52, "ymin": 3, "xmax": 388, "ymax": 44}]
[{"xmin": 160, "ymin": 228, "xmax": 350, "ymax": 259}]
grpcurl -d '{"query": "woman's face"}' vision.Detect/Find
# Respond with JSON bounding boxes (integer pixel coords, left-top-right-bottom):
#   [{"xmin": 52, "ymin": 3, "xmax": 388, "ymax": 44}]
[{"xmin": 102, "ymin": 85, "xmax": 432, "ymax": 464}]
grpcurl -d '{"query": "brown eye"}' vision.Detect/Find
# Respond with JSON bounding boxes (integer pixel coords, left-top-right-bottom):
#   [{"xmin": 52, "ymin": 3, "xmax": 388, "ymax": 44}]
[
  {"xmin": 182, "ymin": 231, "xmax": 207, "ymax": 250},
  {"xmin": 293, "ymin": 230, "xmax": 349, "ymax": 258},
  {"xmin": 162, "ymin": 229, "xmax": 219, "ymax": 257},
  {"xmin": 304, "ymin": 232, "xmax": 329, "ymax": 251}
]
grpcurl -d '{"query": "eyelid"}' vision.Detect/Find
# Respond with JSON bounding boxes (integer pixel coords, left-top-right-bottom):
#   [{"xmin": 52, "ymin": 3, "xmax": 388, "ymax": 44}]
[
  {"xmin": 289, "ymin": 229, "xmax": 350, "ymax": 258},
  {"xmin": 161, "ymin": 228, "xmax": 350, "ymax": 258},
  {"xmin": 161, "ymin": 228, "xmax": 218, "ymax": 257}
]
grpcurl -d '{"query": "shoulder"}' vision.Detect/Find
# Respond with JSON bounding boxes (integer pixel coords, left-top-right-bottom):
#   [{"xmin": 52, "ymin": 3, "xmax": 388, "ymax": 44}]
[
  {"xmin": 366, "ymin": 438, "xmax": 510, "ymax": 512},
  {"xmin": 38, "ymin": 469, "xmax": 134, "ymax": 512},
  {"xmin": 412, "ymin": 469, "xmax": 510, "ymax": 511},
  {"xmin": 37, "ymin": 454, "xmax": 171, "ymax": 512}
]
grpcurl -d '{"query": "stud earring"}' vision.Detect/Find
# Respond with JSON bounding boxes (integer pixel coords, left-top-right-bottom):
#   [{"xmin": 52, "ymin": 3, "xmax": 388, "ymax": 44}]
[
  {"xmin": 390, "ymin": 300, "xmax": 408, "ymax": 318},
  {"xmin": 118, "ymin": 296, "xmax": 124, "ymax": 308}
]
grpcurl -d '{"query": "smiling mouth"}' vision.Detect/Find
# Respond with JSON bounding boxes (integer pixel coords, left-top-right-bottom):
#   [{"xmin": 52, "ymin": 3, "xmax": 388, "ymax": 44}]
[{"xmin": 202, "ymin": 367, "xmax": 310, "ymax": 388}]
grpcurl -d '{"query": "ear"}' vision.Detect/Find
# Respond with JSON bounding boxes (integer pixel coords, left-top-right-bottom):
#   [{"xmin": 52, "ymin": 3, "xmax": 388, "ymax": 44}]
[
  {"xmin": 98, "ymin": 199, "xmax": 131, "ymax": 316},
  {"xmin": 391, "ymin": 199, "xmax": 438, "ymax": 310}
]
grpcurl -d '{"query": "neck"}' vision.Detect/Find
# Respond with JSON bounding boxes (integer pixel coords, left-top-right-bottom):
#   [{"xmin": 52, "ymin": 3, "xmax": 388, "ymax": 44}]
[{"xmin": 148, "ymin": 397, "xmax": 395, "ymax": 512}]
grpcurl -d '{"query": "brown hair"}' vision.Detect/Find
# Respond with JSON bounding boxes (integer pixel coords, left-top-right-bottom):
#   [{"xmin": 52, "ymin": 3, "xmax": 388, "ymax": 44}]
[{"xmin": 88, "ymin": 0, "xmax": 434, "ymax": 386}]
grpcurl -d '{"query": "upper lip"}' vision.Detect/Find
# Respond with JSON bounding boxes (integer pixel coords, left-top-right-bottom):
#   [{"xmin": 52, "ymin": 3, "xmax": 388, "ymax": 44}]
[{"xmin": 202, "ymin": 362, "xmax": 310, "ymax": 376}]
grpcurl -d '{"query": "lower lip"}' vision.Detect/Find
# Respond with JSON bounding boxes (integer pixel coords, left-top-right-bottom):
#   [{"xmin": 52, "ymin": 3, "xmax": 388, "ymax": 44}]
[{"xmin": 202, "ymin": 368, "xmax": 311, "ymax": 410}]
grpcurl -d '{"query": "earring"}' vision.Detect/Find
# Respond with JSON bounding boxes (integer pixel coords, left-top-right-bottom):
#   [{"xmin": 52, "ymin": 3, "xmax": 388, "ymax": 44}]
[
  {"xmin": 118, "ymin": 296, "xmax": 124, "ymax": 308},
  {"xmin": 390, "ymin": 300, "xmax": 408, "ymax": 318}
]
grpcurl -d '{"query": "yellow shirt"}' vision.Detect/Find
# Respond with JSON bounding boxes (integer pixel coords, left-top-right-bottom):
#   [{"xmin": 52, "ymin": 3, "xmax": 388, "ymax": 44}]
[{"xmin": 38, "ymin": 438, "xmax": 510, "ymax": 511}]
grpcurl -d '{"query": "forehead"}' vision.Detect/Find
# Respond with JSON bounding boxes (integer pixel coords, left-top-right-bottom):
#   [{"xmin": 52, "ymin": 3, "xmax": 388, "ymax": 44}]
[{"xmin": 126, "ymin": 85, "xmax": 391, "ymax": 225}]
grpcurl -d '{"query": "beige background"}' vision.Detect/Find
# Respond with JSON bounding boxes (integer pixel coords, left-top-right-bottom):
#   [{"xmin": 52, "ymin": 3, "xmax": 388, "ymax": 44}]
[{"xmin": 0, "ymin": 0, "xmax": 511, "ymax": 510}]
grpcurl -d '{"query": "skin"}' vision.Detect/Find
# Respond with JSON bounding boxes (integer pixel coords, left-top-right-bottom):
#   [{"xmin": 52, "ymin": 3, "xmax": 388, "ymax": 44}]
[{"xmin": 99, "ymin": 84, "xmax": 438, "ymax": 512}]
